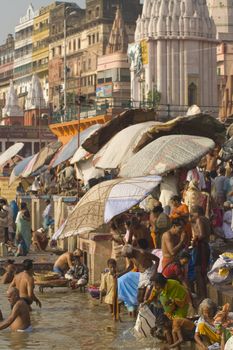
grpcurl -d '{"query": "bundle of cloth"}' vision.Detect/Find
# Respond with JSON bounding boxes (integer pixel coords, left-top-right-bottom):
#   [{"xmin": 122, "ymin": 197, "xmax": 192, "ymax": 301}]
[{"xmin": 208, "ymin": 253, "xmax": 233, "ymax": 285}]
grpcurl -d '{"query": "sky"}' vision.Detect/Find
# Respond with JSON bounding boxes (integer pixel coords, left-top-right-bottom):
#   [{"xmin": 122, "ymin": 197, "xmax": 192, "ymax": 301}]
[
  {"xmin": 0, "ymin": 0, "xmax": 85, "ymax": 42},
  {"xmin": 0, "ymin": 0, "xmax": 143, "ymax": 43}
]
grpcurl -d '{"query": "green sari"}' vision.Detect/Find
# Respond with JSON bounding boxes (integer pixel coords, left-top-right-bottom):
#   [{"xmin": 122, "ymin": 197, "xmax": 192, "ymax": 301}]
[
  {"xmin": 16, "ymin": 212, "xmax": 32, "ymax": 252},
  {"xmin": 159, "ymin": 279, "xmax": 189, "ymax": 318}
]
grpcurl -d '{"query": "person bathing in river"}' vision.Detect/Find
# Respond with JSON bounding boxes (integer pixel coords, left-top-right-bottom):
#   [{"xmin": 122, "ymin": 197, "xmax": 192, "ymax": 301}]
[
  {"xmin": 121, "ymin": 241, "xmax": 159, "ymax": 302},
  {"xmin": 1, "ymin": 259, "xmax": 16, "ymax": 284},
  {"xmin": 9, "ymin": 259, "xmax": 41, "ymax": 309},
  {"xmin": 0, "ymin": 287, "xmax": 31, "ymax": 332},
  {"xmin": 53, "ymin": 251, "xmax": 78, "ymax": 276}
]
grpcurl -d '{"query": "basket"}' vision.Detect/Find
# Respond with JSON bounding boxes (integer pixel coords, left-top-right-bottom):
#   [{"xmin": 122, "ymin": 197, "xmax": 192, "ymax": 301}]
[{"xmin": 34, "ymin": 271, "xmax": 60, "ymax": 282}]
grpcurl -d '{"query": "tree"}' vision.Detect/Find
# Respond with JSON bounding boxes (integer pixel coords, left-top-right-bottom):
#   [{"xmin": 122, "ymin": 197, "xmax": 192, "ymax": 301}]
[{"xmin": 147, "ymin": 89, "xmax": 161, "ymax": 109}]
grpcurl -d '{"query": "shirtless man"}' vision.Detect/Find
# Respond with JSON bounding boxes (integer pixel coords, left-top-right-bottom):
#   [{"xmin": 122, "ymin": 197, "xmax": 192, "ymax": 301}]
[
  {"xmin": 161, "ymin": 218, "xmax": 186, "ymax": 269},
  {"xmin": 9, "ymin": 259, "xmax": 41, "ymax": 308},
  {"xmin": 0, "ymin": 287, "xmax": 31, "ymax": 332},
  {"xmin": 122, "ymin": 240, "xmax": 159, "ymax": 301},
  {"xmin": 128, "ymin": 216, "xmax": 154, "ymax": 249},
  {"xmin": 190, "ymin": 205, "xmax": 211, "ymax": 300},
  {"xmin": 1, "ymin": 259, "xmax": 16, "ymax": 284},
  {"xmin": 53, "ymin": 251, "xmax": 76, "ymax": 276}
]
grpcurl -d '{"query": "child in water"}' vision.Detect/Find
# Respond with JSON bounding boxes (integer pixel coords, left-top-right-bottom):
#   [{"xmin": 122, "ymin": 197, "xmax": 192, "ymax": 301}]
[{"xmin": 100, "ymin": 259, "xmax": 118, "ymax": 314}]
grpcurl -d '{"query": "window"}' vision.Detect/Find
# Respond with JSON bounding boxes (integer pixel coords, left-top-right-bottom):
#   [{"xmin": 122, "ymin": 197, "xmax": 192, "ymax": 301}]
[
  {"xmin": 95, "ymin": 7, "xmax": 100, "ymax": 17},
  {"xmin": 58, "ymin": 46, "xmax": 62, "ymax": 55},
  {"xmin": 188, "ymin": 82, "xmax": 197, "ymax": 106},
  {"xmin": 69, "ymin": 41, "xmax": 72, "ymax": 51},
  {"xmin": 73, "ymin": 39, "xmax": 76, "ymax": 51},
  {"xmin": 88, "ymin": 58, "xmax": 91, "ymax": 69},
  {"xmin": 96, "ymin": 32, "xmax": 99, "ymax": 42},
  {"xmin": 51, "ymin": 48, "xmax": 55, "ymax": 58},
  {"xmin": 88, "ymin": 10, "xmax": 92, "ymax": 20},
  {"xmin": 78, "ymin": 38, "xmax": 81, "ymax": 49},
  {"xmin": 92, "ymin": 34, "xmax": 95, "ymax": 44},
  {"xmin": 120, "ymin": 68, "xmax": 130, "ymax": 82},
  {"xmin": 88, "ymin": 35, "xmax": 91, "ymax": 45}
]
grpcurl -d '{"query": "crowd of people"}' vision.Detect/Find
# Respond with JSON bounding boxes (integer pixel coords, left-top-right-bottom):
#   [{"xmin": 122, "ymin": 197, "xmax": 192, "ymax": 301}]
[
  {"xmin": 2, "ymin": 148, "xmax": 233, "ymax": 349},
  {"xmin": 96, "ymin": 150, "xmax": 233, "ymax": 349}
]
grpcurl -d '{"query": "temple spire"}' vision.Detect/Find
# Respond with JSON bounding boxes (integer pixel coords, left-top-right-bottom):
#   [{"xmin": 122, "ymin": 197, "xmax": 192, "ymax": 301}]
[
  {"xmin": 25, "ymin": 74, "xmax": 46, "ymax": 110},
  {"xmin": 2, "ymin": 80, "xmax": 24, "ymax": 117},
  {"xmin": 106, "ymin": 6, "xmax": 128, "ymax": 54}
]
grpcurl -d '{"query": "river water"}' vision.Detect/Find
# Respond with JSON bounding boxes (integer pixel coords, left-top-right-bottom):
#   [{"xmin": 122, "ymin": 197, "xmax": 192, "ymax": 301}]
[{"xmin": 0, "ymin": 285, "xmax": 161, "ymax": 350}]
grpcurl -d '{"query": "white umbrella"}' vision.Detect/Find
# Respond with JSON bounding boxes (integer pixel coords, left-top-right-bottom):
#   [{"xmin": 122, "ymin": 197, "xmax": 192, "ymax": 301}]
[
  {"xmin": 22, "ymin": 153, "xmax": 39, "ymax": 178},
  {"xmin": 93, "ymin": 122, "xmax": 157, "ymax": 170},
  {"xmin": 58, "ymin": 175, "xmax": 162, "ymax": 238},
  {"xmin": 0, "ymin": 143, "xmax": 24, "ymax": 167},
  {"xmin": 75, "ymin": 156, "xmax": 104, "ymax": 186},
  {"xmin": 68, "ymin": 124, "xmax": 102, "ymax": 165}
]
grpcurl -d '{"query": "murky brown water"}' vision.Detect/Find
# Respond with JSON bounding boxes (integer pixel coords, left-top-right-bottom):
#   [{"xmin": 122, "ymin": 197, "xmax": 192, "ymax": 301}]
[{"xmin": 0, "ymin": 285, "xmax": 161, "ymax": 350}]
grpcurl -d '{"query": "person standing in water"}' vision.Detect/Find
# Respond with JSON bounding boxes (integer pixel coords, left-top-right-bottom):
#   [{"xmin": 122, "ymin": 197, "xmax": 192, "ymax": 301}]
[
  {"xmin": 9, "ymin": 259, "xmax": 41, "ymax": 308},
  {"xmin": 0, "ymin": 287, "xmax": 32, "ymax": 332}
]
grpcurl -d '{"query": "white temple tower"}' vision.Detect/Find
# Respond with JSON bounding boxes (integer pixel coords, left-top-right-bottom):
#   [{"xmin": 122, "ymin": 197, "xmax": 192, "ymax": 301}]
[
  {"xmin": 129, "ymin": 0, "xmax": 218, "ymax": 115},
  {"xmin": 24, "ymin": 74, "xmax": 48, "ymax": 126},
  {"xmin": 1, "ymin": 80, "xmax": 24, "ymax": 125}
]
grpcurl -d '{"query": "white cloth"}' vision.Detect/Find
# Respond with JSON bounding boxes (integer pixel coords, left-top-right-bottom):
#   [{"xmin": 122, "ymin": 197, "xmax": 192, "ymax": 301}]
[
  {"xmin": 138, "ymin": 265, "xmax": 155, "ymax": 288},
  {"xmin": 134, "ymin": 305, "xmax": 156, "ymax": 338},
  {"xmin": 17, "ymin": 325, "xmax": 33, "ymax": 333},
  {"xmin": 15, "ymin": 211, "xmax": 21, "ymax": 225},
  {"xmin": 159, "ymin": 174, "xmax": 178, "ymax": 208},
  {"xmin": 152, "ymin": 249, "xmax": 163, "ymax": 273},
  {"xmin": 42, "ymin": 204, "xmax": 52, "ymax": 218},
  {"xmin": 225, "ymin": 336, "xmax": 233, "ymax": 350},
  {"xmin": 31, "ymin": 178, "xmax": 40, "ymax": 191},
  {"xmin": 222, "ymin": 210, "xmax": 233, "ymax": 239},
  {"xmin": 186, "ymin": 168, "xmax": 206, "ymax": 190}
]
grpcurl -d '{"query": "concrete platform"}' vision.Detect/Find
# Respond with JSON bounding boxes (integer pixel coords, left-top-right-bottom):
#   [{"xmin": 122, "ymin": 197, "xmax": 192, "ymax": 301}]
[{"xmin": 208, "ymin": 283, "xmax": 233, "ymax": 308}]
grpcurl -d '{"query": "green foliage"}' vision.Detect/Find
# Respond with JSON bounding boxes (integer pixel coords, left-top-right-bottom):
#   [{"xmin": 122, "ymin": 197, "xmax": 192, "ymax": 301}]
[{"xmin": 147, "ymin": 89, "xmax": 161, "ymax": 108}]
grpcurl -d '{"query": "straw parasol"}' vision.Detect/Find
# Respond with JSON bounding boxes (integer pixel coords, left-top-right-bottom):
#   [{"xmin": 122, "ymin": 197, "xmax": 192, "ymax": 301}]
[
  {"xmin": 119, "ymin": 135, "xmax": 215, "ymax": 178},
  {"xmin": 58, "ymin": 175, "xmax": 161, "ymax": 238}
]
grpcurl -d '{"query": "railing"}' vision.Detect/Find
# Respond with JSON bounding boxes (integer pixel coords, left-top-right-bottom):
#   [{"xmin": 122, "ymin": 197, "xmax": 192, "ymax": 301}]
[
  {"xmin": 49, "ymin": 99, "xmax": 220, "ymax": 125},
  {"xmin": 33, "ymin": 24, "xmax": 49, "ymax": 35}
]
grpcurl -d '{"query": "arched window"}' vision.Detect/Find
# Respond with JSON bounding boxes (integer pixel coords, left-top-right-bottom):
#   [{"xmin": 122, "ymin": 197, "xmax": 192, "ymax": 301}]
[
  {"xmin": 95, "ymin": 7, "xmax": 100, "ymax": 17},
  {"xmin": 188, "ymin": 82, "xmax": 197, "ymax": 106}
]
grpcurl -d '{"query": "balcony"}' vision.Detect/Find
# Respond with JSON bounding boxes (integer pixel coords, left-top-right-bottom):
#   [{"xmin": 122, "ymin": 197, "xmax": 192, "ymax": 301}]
[{"xmin": 33, "ymin": 24, "xmax": 49, "ymax": 35}]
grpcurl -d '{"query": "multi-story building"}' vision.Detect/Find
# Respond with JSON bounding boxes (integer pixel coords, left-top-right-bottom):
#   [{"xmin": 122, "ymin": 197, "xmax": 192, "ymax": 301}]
[
  {"xmin": 96, "ymin": 6, "xmax": 131, "ymax": 115},
  {"xmin": 207, "ymin": 0, "xmax": 233, "ymax": 120},
  {"xmin": 32, "ymin": 2, "xmax": 59, "ymax": 105},
  {"xmin": 48, "ymin": 0, "xmax": 141, "ymax": 117},
  {"xmin": 48, "ymin": 2, "xmax": 84, "ymax": 112},
  {"xmin": 14, "ymin": 4, "xmax": 35, "ymax": 109},
  {"xmin": 0, "ymin": 34, "xmax": 14, "ymax": 113},
  {"xmin": 130, "ymin": 0, "xmax": 218, "ymax": 116}
]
